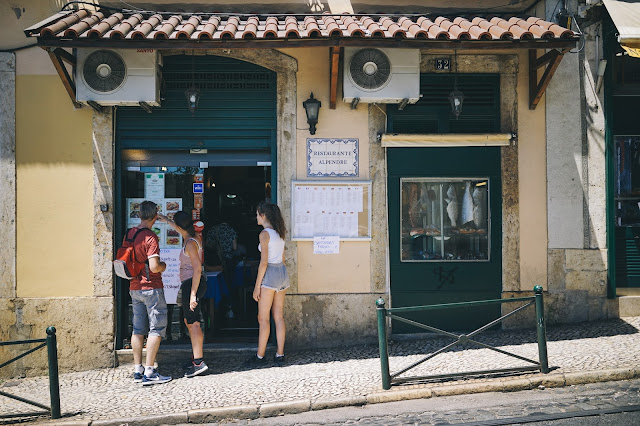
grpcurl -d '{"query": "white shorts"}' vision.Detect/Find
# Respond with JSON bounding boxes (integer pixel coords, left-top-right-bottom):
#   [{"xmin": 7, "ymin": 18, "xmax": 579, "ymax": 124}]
[{"xmin": 261, "ymin": 263, "xmax": 290, "ymax": 292}]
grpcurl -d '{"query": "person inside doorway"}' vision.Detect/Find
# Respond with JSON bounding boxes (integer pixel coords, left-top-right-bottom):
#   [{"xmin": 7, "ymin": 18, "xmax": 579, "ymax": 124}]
[
  {"xmin": 206, "ymin": 211, "xmax": 245, "ymax": 280},
  {"xmin": 245, "ymin": 201, "xmax": 289, "ymax": 366},
  {"xmin": 159, "ymin": 211, "xmax": 209, "ymax": 378}
]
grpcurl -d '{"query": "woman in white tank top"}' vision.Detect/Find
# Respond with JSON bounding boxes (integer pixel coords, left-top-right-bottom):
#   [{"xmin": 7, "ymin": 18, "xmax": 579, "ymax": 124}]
[{"xmin": 247, "ymin": 201, "xmax": 290, "ymax": 366}]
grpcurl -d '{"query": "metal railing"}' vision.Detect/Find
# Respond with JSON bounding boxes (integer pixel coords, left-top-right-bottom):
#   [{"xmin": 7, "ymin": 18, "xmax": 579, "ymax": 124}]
[
  {"xmin": 376, "ymin": 286, "xmax": 550, "ymax": 390},
  {"xmin": 0, "ymin": 327, "xmax": 61, "ymax": 419}
]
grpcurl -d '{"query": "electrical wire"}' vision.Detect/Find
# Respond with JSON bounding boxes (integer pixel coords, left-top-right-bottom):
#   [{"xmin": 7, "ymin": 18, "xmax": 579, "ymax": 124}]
[
  {"xmin": 570, "ymin": 16, "xmax": 586, "ymax": 53},
  {"xmin": 0, "ymin": 42, "xmax": 38, "ymax": 52}
]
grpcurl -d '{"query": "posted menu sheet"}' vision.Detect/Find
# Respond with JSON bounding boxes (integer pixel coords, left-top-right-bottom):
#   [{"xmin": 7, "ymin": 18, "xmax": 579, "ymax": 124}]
[{"xmin": 294, "ymin": 185, "xmax": 363, "ymax": 238}]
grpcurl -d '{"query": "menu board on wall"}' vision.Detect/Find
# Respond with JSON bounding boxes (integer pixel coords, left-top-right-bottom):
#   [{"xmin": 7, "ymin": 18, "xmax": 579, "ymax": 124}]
[{"xmin": 291, "ymin": 181, "xmax": 371, "ymax": 241}]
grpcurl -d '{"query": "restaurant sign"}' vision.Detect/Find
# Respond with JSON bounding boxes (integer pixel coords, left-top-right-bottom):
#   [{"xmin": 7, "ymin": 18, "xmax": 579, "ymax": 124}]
[{"xmin": 307, "ymin": 138, "xmax": 359, "ymax": 177}]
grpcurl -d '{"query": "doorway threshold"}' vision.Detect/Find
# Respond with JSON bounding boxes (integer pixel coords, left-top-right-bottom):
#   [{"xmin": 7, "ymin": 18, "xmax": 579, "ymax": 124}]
[{"xmin": 116, "ymin": 342, "xmax": 274, "ymax": 366}]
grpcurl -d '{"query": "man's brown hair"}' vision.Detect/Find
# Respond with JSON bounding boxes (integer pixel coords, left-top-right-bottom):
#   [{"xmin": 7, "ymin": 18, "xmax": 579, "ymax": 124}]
[{"xmin": 140, "ymin": 201, "xmax": 158, "ymax": 221}]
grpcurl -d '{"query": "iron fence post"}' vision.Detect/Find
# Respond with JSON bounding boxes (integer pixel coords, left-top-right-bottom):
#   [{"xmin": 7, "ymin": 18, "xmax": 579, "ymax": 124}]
[
  {"xmin": 46, "ymin": 326, "xmax": 61, "ymax": 419},
  {"xmin": 533, "ymin": 286, "xmax": 550, "ymax": 374},
  {"xmin": 376, "ymin": 298, "xmax": 391, "ymax": 390}
]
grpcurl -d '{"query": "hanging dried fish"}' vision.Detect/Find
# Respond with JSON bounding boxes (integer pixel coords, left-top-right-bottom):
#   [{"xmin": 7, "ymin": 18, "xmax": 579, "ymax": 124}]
[
  {"xmin": 473, "ymin": 185, "xmax": 487, "ymax": 228},
  {"xmin": 445, "ymin": 184, "xmax": 459, "ymax": 228},
  {"xmin": 461, "ymin": 181, "xmax": 474, "ymax": 226}
]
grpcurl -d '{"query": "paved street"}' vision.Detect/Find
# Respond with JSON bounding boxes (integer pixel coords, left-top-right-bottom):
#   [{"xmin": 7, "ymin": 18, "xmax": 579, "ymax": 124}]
[
  {"xmin": 217, "ymin": 378, "xmax": 640, "ymax": 425},
  {"xmin": 1, "ymin": 316, "xmax": 639, "ymax": 424}
]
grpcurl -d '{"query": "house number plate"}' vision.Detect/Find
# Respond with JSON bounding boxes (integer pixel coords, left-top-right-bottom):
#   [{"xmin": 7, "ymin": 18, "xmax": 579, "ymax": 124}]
[{"xmin": 435, "ymin": 58, "xmax": 451, "ymax": 70}]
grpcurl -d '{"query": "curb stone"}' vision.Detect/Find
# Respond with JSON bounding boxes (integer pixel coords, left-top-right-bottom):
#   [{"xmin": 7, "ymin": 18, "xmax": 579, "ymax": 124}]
[
  {"xmin": 30, "ymin": 368, "xmax": 640, "ymax": 425},
  {"xmin": 564, "ymin": 367, "xmax": 636, "ymax": 385},
  {"xmin": 259, "ymin": 399, "xmax": 311, "ymax": 417},
  {"xmin": 90, "ymin": 412, "xmax": 188, "ymax": 426},
  {"xmin": 311, "ymin": 395, "xmax": 367, "ymax": 411},
  {"xmin": 188, "ymin": 405, "xmax": 259, "ymax": 423},
  {"xmin": 501, "ymin": 378, "xmax": 535, "ymax": 392},
  {"xmin": 36, "ymin": 420, "xmax": 90, "ymax": 426},
  {"xmin": 366, "ymin": 387, "xmax": 432, "ymax": 403}
]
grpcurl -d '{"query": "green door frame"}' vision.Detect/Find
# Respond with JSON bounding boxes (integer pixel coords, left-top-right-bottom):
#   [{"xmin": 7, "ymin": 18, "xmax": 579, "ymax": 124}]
[{"xmin": 604, "ymin": 15, "xmax": 616, "ymax": 298}]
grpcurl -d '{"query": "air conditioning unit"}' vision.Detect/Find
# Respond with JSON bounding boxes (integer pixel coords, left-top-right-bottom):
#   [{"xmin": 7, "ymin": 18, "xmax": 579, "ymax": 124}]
[
  {"xmin": 343, "ymin": 47, "xmax": 420, "ymax": 104},
  {"xmin": 76, "ymin": 48, "xmax": 161, "ymax": 106}
]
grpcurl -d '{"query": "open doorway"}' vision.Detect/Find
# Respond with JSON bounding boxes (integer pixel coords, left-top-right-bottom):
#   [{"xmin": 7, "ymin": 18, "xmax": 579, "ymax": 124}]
[
  {"xmin": 119, "ymin": 155, "xmax": 271, "ymax": 346},
  {"xmin": 201, "ymin": 165, "xmax": 272, "ymax": 341}
]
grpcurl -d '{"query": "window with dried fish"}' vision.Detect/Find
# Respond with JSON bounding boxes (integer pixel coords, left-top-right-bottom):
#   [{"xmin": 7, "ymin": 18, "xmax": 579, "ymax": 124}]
[{"xmin": 400, "ymin": 178, "xmax": 489, "ymax": 261}]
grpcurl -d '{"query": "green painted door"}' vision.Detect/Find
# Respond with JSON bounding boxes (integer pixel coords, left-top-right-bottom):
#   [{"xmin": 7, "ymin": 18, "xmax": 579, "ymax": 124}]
[{"xmin": 387, "ymin": 74, "xmax": 502, "ymax": 332}]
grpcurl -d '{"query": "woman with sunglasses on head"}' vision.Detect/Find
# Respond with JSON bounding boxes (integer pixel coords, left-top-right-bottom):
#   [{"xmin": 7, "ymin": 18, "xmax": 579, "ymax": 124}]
[
  {"xmin": 158, "ymin": 211, "xmax": 208, "ymax": 377},
  {"xmin": 245, "ymin": 201, "xmax": 289, "ymax": 366}
]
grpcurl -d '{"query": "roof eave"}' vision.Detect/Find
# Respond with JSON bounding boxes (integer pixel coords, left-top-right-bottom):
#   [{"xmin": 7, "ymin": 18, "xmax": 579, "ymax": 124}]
[{"xmin": 33, "ymin": 37, "xmax": 579, "ymax": 51}]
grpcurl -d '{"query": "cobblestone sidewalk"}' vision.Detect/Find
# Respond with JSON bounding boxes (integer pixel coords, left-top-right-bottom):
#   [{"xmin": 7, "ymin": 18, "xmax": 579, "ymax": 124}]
[{"xmin": 1, "ymin": 317, "xmax": 639, "ymax": 424}]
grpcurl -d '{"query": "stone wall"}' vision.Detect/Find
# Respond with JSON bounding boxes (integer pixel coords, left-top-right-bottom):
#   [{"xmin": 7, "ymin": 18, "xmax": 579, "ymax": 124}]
[
  {"xmin": 0, "ymin": 52, "xmax": 16, "ymax": 300},
  {"xmin": 0, "ymin": 298, "xmax": 115, "ymax": 378},
  {"xmin": 285, "ymin": 293, "xmax": 384, "ymax": 349},
  {"xmin": 546, "ymin": 249, "xmax": 610, "ymax": 324}
]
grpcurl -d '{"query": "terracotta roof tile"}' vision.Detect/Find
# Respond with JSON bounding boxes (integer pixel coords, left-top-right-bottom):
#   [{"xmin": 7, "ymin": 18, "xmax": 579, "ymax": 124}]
[
  {"xmin": 130, "ymin": 14, "xmax": 162, "ymax": 39},
  {"xmin": 108, "ymin": 13, "xmax": 142, "ymax": 39},
  {"xmin": 27, "ymin": 9, "xmax": 578, "ymax": 44}
]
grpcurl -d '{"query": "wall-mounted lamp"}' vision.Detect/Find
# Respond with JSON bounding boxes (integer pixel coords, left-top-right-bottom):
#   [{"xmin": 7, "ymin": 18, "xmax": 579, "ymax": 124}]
[{"xmin": 303, "ymin": 92, "xmax": 321, "ymax": 135}]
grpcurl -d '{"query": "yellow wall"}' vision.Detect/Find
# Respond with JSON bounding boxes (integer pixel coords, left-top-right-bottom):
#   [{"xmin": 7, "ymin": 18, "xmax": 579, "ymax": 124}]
[
  {"xmin": 16, "ymin": 73, "xmax": 94, "ymax": 297},
  {"xmin": 517, "ymin": 50, "xmax": 548, "ymax": 291},
  {"xmin": 280, "ymin": 47, "xmax": 372, "ymax": 293}
]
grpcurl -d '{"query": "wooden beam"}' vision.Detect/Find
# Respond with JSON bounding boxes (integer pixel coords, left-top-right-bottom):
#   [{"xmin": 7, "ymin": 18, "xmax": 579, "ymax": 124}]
[
  {"xmin": 329, "ymin": 46, "xmax": 341, "ymax": 109},
  {"xmin": 529, "ymin": 48, "xmax": 566, "ymax": 110},
  {"xmin": 532, "ymin": 49, "xmax": 560, "ymax": 70},
  {"xmin": 52, "ymin": 47, "xmax": 75, "ymax": 66},
  {"xmin": 46, "ymin": 47, "xmax": 81, "ymax": 108}
]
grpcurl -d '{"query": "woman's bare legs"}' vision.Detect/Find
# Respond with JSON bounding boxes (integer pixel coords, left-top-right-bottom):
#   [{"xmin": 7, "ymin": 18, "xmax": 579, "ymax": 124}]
[
  {"xmin": 256, "ymin": 287, "xmax": 275, "ymax": 357},
  {"xmin": 185, "ymin": 319, "xmax": 204, "ymax": 359},
  {"xmin": 271, "ymin": 289, "xmax": 287, "ymax": 355}
]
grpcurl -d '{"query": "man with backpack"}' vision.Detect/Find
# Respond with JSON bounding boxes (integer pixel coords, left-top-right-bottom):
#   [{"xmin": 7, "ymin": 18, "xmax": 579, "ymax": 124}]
[{"xmin": 125, "ymin": 200, "xmax": 172, "ymax": 386}]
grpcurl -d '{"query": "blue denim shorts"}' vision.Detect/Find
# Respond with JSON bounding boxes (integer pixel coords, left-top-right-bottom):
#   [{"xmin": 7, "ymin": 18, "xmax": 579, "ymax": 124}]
[
  {"xmin": 260, "ymin": 263, "xmax": 290, "ymax": 292},
  {"xmin": 130, "ymin": 288, "xmax": 168, "ymax": 338}
]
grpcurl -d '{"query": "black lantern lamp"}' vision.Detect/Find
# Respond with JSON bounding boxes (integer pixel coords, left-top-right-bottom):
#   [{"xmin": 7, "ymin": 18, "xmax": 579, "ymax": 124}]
[
  {"xmin": 184, "ymin": 85, "xmax": 200, "ymax": 114},
  {"xmin": 303, "ymin": 92, "xmax": 321, "ymax": 135},
  {"xmin": 185, "ymin": 53, "xmax": 200, "ymax": 115},
  {"xmin": 185, "ymin": 85, "xmax": 200, "ymax": 115},
  {"xmin": 448, "ymin": 50, "xmax": 464, "ymax": 119},
  {"xmin": 448, "ymin": 86, "xmax": 464, "ymax": 119}
]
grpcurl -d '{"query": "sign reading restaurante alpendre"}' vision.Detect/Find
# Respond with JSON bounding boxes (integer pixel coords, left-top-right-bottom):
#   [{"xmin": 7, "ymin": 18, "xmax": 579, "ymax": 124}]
[{"xmin": 307, "ymin": 138, "xmax": 359, "ymax": 177}]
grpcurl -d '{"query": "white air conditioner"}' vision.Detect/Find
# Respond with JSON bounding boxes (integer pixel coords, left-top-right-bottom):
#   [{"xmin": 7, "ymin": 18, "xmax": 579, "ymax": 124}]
[
  {"xmin": 343, "ymin": 47, "xmax": 420, "ymax": 104},
  {"xmin": 76, "ymin": 48, "xmax": 161, "ymax": 106}
]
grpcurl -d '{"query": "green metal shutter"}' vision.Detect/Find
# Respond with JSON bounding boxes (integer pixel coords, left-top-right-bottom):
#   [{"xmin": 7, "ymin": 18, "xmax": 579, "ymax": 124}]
[
  {"xmin": 116, "ymin": 54, "xmax": 277, "ymax": 150},
  {"xmin": 387, "ymin": 74, "xmax": 500, "ymax": 134}
]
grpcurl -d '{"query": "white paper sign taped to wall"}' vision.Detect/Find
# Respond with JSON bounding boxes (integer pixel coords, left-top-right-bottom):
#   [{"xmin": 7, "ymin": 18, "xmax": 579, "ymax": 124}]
[
  {"xmin": 161, "ymin": 248, "xmax": 181, "ymax": 304},
  {"xmin": 313, "ymin": 236, "xmax": 340, "ymax": 254}
]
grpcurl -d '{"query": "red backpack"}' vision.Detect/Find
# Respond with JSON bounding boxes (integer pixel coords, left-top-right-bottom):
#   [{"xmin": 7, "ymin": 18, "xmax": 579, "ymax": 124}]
[{"xmin": 113, "ymin": 228, "xmax": 149, "ymax": 280}]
